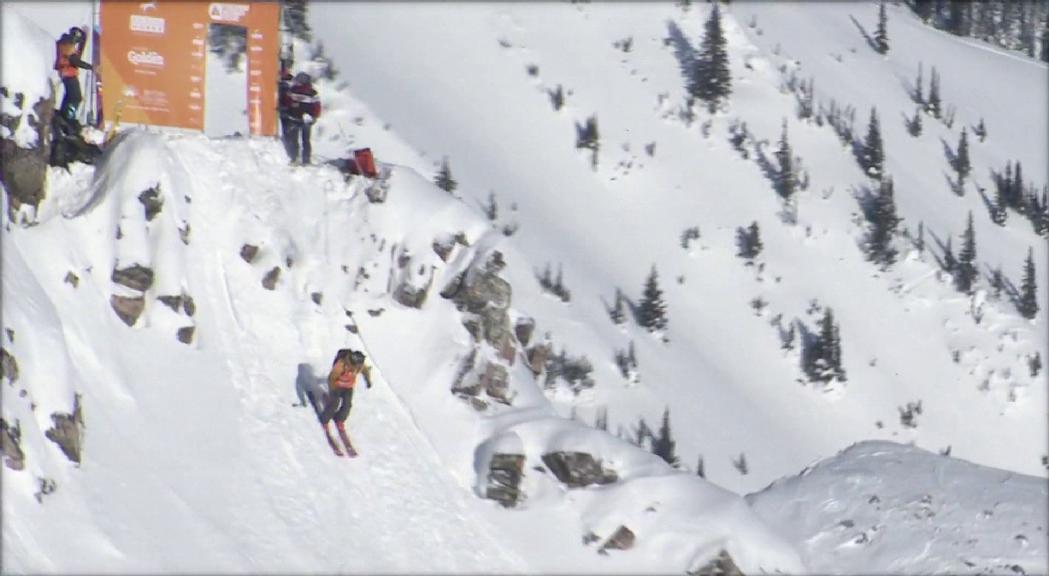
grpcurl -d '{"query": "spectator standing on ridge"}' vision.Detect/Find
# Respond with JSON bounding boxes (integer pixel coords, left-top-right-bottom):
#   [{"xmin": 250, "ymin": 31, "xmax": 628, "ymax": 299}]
[
  {"xmin": 53, "ymin": 26, "xmax": 94, "ymax": 124},
  {"xmin": 277, "ymin": 68, "xmax": 294, "ymax": 142},
  {"xmin": 279, "ymin": 72, "xmax": 320, "ymax": 165}
]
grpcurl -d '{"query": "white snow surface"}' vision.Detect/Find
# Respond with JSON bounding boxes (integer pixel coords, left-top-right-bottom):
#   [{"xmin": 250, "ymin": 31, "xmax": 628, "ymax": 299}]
[
  {"xmin": 2, "ymin": 1, "xmax": 1047, "ymax": 574},
  {"xmin": 748, "ymin": 440, "xmax": 1048, "ymax": 575}
]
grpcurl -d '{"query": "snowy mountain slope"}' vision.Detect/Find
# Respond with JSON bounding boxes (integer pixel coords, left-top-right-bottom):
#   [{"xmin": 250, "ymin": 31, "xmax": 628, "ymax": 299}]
[
  {"xmin": 309, "ymin": 1, "xmax": 1047, "ymax": 494},
  {"xmin": 2, "ymin": 1, "xmax": 1048, "ymax": 573},
  {"xmin": 2, "ymin": 10, "xmax": 804, "ymax": 572},
  {"xmin": 1, "ymin": 130, "xmax": 533, "ymax": 573},
  {"xmin": 748, "ymin": 440, "xmax": 1048, "ymax": 575}
]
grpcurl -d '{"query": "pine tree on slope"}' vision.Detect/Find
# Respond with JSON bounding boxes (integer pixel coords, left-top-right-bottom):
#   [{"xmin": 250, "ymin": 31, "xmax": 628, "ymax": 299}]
[
  {"xmin": 638, "ymin": 266, "xmax": 668, "ymax": 332},
  {"xmin": 956, "ymin": 211, "xmax": 977, "ymax": 294},
  {"xmin": 861, "ymin": 107, "xmax": 884, "ymax": 178},
  {"xmin": 693, "ymin": 2, "xmax": 731, "ymax": 112},
  {"xmin": 652, "ymin": 407, "xmax": 679, "ymax": 467},
  {"xmin": 927, "ymin": 66, "xmax": 942, "ymax": 119},
  {"xmin": 868, "ymin": 176, "xmax": 900, "ymax": 267},
  {"xmin": 435, "ymin": 157, "xmax": 458, "ymax": 193},
  {"xmin": 1019, "ymin": 247, "xmax": 1039, "ymax": 319},
  {"xmin": 775, "ymin": 119, "xmax": 796, "ymax": 199},
  {"xmin": 875, "ymin": 1, "xmax": 890, "ymax": 54},
  {"xmin": 955, "ymin": 127, "xmax": 971, "ymax": 182}
]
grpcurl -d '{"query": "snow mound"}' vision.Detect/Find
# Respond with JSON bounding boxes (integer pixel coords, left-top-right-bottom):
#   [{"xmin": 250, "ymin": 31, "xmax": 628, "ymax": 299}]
[{"xmin": 747, "ymin": 440, "xmax": 1048, "ymax": 574}]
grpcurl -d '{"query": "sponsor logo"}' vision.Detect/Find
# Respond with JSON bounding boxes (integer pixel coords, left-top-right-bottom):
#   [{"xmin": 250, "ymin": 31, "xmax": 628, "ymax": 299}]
[
  {"xmin": 128, "ymin": 49, "xmax": 165, "ymax": 67},
  {"xmin": 190, "ymin": 90, "xmax": 201, "ymax": 99},
  {"xmin": 139, "ymin": 2, "xmax": 157, "ymax": 13},
  {"xmin": 208, "ymin": 3, "xmax": 250, "ymax": 23},
  {"xmin": 190, "ymin": 75, "xmax": 202, "ymax": 83},
  {"xmin": 129, "ymin": 14, "xmax": 165, "ymax": 34}
]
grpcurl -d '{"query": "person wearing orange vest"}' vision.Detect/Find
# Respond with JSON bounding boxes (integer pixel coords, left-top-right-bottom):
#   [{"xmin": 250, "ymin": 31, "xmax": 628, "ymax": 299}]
[
  {"xmin": 320, "ymin": 349, "xmax": 371, "ymax": 456},
  {"xmin": 54, "ymin": 26, "xmax": 94, "ymax": 123}
]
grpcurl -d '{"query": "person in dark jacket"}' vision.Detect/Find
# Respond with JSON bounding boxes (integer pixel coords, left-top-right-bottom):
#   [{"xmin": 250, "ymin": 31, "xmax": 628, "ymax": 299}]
[
  {"xmin": 54, "ymin": 26, "xmax": 94, "ymax": 123},
  {"xmin": 277, "ymin": 68, "xmax": 293, "ymax": 142},
  {"xmin": 279, "ymin": 72, "xmax": 320, "ymax": 165}
]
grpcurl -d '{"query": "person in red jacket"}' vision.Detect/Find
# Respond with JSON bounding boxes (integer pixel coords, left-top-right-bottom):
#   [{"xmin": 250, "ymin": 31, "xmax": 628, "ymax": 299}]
[
  {"xmin": 54, "ymin": 27, "xmax": 94, "ymax": 124},
  {"xmin": 279, "ymin": 72, "xmax": 320, "ymax": 165}
]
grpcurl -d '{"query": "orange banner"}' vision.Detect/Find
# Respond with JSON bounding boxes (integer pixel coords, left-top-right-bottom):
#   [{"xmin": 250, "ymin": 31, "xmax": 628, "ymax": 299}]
[{"xmin": 99, "ymin": 1, "xmax": 279, "ymax": 136}]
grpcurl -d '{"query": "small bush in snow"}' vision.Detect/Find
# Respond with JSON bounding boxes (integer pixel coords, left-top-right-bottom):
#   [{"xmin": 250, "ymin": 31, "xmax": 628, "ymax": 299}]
[
  {"xmin": 537, "ymin": 262, "xmax": 571, "ymax": 303},
  {"xmin": 543, "ymin": 348, "xmax": 594, "ymax": 393},
  {"xmin": 434, "ymin": 157, "xmax": 457, "ymax": 193},
  {"xmin": 613, "ymin": 341, "xmax": 639, "ymax": 382},
  {"xmin": 680, "ymin": 226, "xmax": 701, "ymax": 250},
  {"xmin": 732, "ymin": 452, "xmax": 748, "ymax": 475},
  {"xmin": 575, "ymin": 115, "xmax": 600, "ymax": 170},
  {"xmin": 736, "ymin": 221, "xmax": 762, "ymax": 261},
  {"xmin": 899, "ymin": 400, "xmax": 923, "ymax": 428},
  {"xmin": 651, "ymin": 407, "xmax": 679, "ymax": 468}
]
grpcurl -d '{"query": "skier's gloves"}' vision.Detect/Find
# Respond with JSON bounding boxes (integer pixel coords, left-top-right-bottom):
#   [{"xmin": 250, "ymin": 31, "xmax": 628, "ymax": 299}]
[{"xmin": 303, "ymin": 114, "xmax": 314, "ymax": 125}]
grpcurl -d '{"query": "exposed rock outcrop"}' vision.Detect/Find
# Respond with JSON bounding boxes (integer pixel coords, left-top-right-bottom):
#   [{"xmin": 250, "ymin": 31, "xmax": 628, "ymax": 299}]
[
  {"xmin": 240, "ymin": 244, "xmax": 259, "ymax": 263},
  {"xmin": 485, "ymin": 453, "xmax": 525, "ymax": 507},
  {"xmin": 110, "ymin": 294, "xmax": 145, "ymax": 327},
  {"xmin": 688, "ymin": 549, "xmax": 744, "ymax": 576},
  {"xmin": 598, "ymin": 525, "xmax": 635, "ymax": 554},
  {"xmin": 0, "ymin": 418, "xmax": 25, "ymax": 471},
  {"xmin": 541, "ymin": 451, "xmax": 618, "ymax": 488},
  {"xmin": 138, "ymin": 185, "xmax": 163, "ymax": 221},
  {"xmin": 45, "ymin": 394, "xmax": 84, "ymax": 464},
  {"xmin": 1, "ymin": 347, "xmax": 19, "ymax": 383},
  {"xmin": 177, "ymin": 326, "xmax": 195, "ymax": 344},
  {"xmin": 111, "ymin": 264, "xmax": 155, "ymax": 292},
  {"xmin": 1, "ymin": 90, "xmax": 53, "ymax": 224},
  {"xmin": 262, "ymin": 266, "xmax": 281, "ymax": 290}
]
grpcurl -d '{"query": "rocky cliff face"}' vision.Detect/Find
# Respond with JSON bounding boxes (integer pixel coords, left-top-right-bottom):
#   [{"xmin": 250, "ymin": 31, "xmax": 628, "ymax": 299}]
[{"xmin": 1, "ymin": 88, "xmax": 54, "ymax": 224}]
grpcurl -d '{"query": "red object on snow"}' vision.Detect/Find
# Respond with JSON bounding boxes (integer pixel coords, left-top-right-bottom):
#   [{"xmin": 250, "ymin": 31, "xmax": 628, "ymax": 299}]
[{"xmin": 354, "ymin": 148, "xmax": 377, "ymax": 178}]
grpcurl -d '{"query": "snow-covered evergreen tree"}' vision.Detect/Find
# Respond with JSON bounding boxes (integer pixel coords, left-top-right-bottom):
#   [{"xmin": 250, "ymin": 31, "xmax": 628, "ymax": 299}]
[
  {"xmin": 435, "ymin": 157, "xmax": 458, "ymax": 193},
  {"xmin": 651, "ymin": 407, "xmax": 679, "ymax": 467},
  {"xmin": 805, "ymin": 307, "xmax": 846, "ymax": 383},
  {"xmin": 956, "ymin": 211, "xmax": 977, "ymax": 294},
  {"xmin": 692, "ymin": 2, "xmax": 732, "ymax": 111},
  {"xmin": 610, "ymin": 288, "xmax": 627, "ymax": 325},
  {"xmin": 775, "ymin": 119, "xmax": 796, "ymax": 199},
  {"xmin": 875, "ymin": 1, "xmax": 890, "ymax": 54},
  {"xmin": 927, "ymin": 66, "xmax": 942, "ymax": 118},
  {"xmin": 861, "ymin": 107, "xmax": 885, "ymax": 178},
  {"xmin": 638, "ymin": 266, "xmax": 668, "ymax": 332},
  {"xmin": 1019, "ymin": 247, "xmax": 1040, "ymax": 319},
  {"xmin": 955, "ymin": 127, "xmax": 971, "ymax": 182},
  {"xmin": 867, "ymin": 176, "xmax": 900, "ymax": 267}
]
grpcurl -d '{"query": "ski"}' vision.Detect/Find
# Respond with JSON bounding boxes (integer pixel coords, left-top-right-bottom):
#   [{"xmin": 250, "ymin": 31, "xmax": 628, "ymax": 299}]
[
  {"xmin": 337, "ymin": 427, "xmax": 358, "ymax": 458},
  {"xmin": 324, "ymin": 428, "xmax": 344, "ymax": 457}
]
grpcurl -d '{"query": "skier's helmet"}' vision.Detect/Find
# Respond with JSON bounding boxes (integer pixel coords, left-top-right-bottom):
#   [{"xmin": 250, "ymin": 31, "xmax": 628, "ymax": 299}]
[
  {"xmin": 69, "ymin": 27, "xmax": 84, "ymax": 41},
  {"xmin": 293, "ymin": 72, "xmax": 311, "ymax": 85}
]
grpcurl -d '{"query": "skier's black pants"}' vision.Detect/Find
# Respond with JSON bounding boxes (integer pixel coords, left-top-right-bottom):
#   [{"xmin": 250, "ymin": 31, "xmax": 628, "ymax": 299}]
[
  {"xmin": 59, "ymin": 76, "xmax": 82, "ymax": 120},
  {"xmin": 320, "ymin": 387, "xmax": 354, "ymax": 425},
  {"xmin": 282, "ymin": 120, "xmax": 312, "ymax": 164}
]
